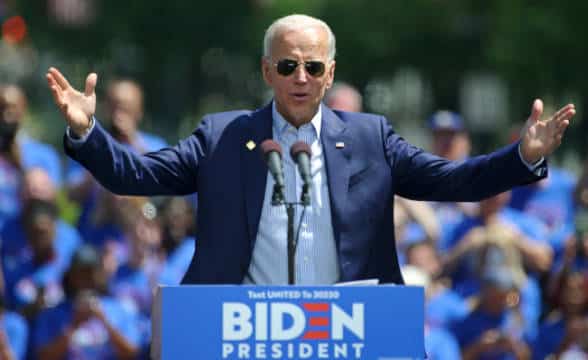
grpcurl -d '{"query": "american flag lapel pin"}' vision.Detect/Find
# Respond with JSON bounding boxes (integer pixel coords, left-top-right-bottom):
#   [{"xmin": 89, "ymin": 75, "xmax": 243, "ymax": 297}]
[
  {"xmin": 335, "ymin": 142, "xmax": 345, "ymax": 149},
  {"xmin": 246, "ymin": 140, "xmax": 256, "ymax": 151}
]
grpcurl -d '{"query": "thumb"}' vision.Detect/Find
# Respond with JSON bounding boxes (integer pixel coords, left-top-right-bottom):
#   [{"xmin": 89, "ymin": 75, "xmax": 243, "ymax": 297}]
[
  {"xmin": 85, "ymin": 73, "xmax": 98, "ymax": 97},
  {"xmin": 529, "ymin": 98, "xmax": 543, "ymax": 123}
]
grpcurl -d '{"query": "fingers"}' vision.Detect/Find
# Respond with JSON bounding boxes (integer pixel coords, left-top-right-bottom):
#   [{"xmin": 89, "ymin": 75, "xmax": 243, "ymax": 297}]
[
  {"xmin": 47, "ymin": 67, "xmax": 71, "ymax": 90},
  {"xmin": 552, "ymin": 104, "xmax": 576, "ymax": 123},
  {"xmin": 47, "ymin": 74, "xmax": 65, "ymax": 107},
  {"xmin": 551, "ymin": 105, "xmax": 575, "ymax": 136},
  {"xmin": 85, "ymin": 73, "xmax": 98, "ymax": 97},
  {"xmin": 529, "ymin": 99, "xmax": 543, "ymax": 122}
]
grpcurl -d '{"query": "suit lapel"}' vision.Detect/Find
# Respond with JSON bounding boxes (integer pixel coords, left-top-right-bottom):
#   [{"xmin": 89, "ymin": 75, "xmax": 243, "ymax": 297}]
[
  {"xmin": 321, "ymin": 105, "xmax": 351, "ymax": 249},
  {"xmin": 242, "ymin": 104, "xmax": 273, "ymax": 248}
]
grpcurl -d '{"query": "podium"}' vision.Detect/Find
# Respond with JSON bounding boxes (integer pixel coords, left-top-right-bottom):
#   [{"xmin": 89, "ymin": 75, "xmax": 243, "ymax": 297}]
[{"xmin": 152, "ymin": 285, "xmax": 424, "ymax": 360}]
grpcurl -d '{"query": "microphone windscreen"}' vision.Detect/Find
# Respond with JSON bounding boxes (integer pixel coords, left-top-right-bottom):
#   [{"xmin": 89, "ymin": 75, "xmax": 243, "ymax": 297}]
[
  {"xmin": 260, "ymin": 139, "xmax": 282, "ymax": 158},
  {"xmin": 290, "ymin": 141, "xmax": 312, "ymax": 159}
]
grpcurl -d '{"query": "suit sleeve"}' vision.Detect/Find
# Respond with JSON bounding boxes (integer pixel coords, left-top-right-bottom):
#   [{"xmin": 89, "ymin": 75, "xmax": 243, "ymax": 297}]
[
  {"xmin": 63, "ymin": 116, "xmax": 212, "ymax": 196},
  {"xmin": 383, "ymin": 117, "xmax": 547, "ymax": 202}
]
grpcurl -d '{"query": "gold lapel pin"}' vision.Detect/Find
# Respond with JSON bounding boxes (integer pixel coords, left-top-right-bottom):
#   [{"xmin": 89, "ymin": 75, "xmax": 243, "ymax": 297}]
[
  {"xmin": 335, "ymin": 142, "xmax": 345, "ymax": 148},
  {"xmin": 246, "ymin": 140, "xmax": 256, "ymax": 151}
]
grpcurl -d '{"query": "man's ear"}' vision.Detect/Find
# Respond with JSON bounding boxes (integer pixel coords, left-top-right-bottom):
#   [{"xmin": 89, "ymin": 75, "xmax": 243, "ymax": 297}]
[
  {"xmin": 326, "ymin": 60, "xmax": 336, "ymax": 89},
  {"xmin": 261, "ymin": 57, "xmax": 272, "ymax": 86}
]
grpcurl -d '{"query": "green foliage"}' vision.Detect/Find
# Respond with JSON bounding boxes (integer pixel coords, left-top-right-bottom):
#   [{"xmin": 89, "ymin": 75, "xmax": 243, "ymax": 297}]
[{"xmin": 8, "ymin": 1, "xmax": 588, "ymax": 156}]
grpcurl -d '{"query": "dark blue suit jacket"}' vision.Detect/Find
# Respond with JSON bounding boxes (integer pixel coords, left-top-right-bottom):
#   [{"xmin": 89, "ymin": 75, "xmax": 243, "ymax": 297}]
[{"xmin": 65, "ymin": 103, "xmax": 546, "ymax": 284}]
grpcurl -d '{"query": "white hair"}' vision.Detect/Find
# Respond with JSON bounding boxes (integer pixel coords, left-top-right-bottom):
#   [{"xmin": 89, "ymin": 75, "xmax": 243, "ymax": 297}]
[{"xmin": 263, "ymin": 14, "xmax": 336, "ymax": 60}]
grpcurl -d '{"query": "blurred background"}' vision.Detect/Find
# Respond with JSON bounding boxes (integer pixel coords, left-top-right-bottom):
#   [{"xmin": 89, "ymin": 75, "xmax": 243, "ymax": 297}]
[
  {"xmin": 1, "ymin": 1, "xmax": 588, "ymax": 359},
  {"xmin": 2, "ymin": 0, "xmax": 587, "ymax": 163}
]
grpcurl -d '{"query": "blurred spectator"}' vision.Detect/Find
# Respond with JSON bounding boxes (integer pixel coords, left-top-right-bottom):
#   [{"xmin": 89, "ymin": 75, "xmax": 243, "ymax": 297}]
[
  {"xmin": 428, "ymin": 110, "xmax": 471, "ymax": 162},
  {"xmin": 444, "ymin": 224, "xmax": 542, "ymax": 339},
  {"xmin": 81, "ymin": 193, "xmax": 147, "ymax": 274},
  {"xmin": 0, "ymin": 295, "xmax": 27, "ymax": 360},
  {"xmin": 110, "ymin": 214, "xmax": 161, "ymax": 315},
  {"xmin": 547, "ymin": 230, "xmax": 588, "ymax": 308},
  {"xmin": 109, "ymin": 213, "xmax": 162, "ymax": 354},
  {"xmin": 443, "ymin": 195, "xmax": 549, "ymax": 340},
  {"xmin": 324, "ymin": 81, "xmax": 363, "ymax": 112},
  {"xmin": 0, "ymin": 85, "xmax": 62, "ymax": 227},
  {"xmin": 451, "ymin": 268, "xmax": 532, "ymax": 360},
  {"xmin": 509, "ymin": 173, "xmax": 576, "ymax": 261},
  {"xmin": 157, "ymin": 197, "xmax": 196, "ymax": 286},
  {"xmin": 66, "ymin": 79, "xmax": 166, "ymax": 189},
  {"xmin": 402, "ymin": 265, "xmax": 461, "ymax": 360},
  {"xmin": 0, "ymin": 169, "xmax": 80, "ymax": 313},
  {"xmin": 443, "ymin": 191, "xmax": 552, "ymax": 275},
  {"xmin": 508, "ymin": 126, "xmax": 576, "ymax": 260},
  {"xmin": 533, "ymin": 271, "xmax": 588, "ymax": 359},
  {"xmin": 1, "ymin": 200, "xmax": 63, "ymax": 316},
  {"xmin": 65, "ymin": 79, "xmax": 167, "ymax": 238},
  {"xmin": 33, "ymin": 245, "xmax": 140, "ymax": 359},
  {"xmin": 405, "ymin": 241, "xmax": 469, "ymax": 328},
  {"xmin": 103, "ymin": 80, "xmax": 166, "ymax": 151},
  {"xmin": 426, "ymin": 110, "xmax": 478, "ymax": 251}
]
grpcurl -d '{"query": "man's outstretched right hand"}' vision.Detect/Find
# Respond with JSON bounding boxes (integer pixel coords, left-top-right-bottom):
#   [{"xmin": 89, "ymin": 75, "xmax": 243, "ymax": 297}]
[{"xmin": 46, "ymin": 67, "xmax": 97, "ymax": 137}]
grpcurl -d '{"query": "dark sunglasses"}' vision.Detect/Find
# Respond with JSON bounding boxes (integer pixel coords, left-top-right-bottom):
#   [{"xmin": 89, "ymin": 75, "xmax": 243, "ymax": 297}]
[{"xmin": 273, "ymin": 59, "xmax": 326, "ymax": 77}]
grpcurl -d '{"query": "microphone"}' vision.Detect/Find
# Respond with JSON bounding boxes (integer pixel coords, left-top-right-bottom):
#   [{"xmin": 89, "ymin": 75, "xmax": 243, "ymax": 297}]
[
  {"xmin": 290, "ymin": 141, "xmax": 312, "ymax": 206},
  {"xmin": 260, "ymin": 140, "xmax": 285, "ymax": 205}
]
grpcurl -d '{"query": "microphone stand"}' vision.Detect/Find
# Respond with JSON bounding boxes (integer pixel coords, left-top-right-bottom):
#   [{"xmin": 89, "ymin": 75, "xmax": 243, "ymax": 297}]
[
  {"xmin": 272, "ymin": 191, "xmax": 304, "ymax": 285},
  {"xmin": 286, "ymin": 203, "xmax": 295, "ymax": 285}
]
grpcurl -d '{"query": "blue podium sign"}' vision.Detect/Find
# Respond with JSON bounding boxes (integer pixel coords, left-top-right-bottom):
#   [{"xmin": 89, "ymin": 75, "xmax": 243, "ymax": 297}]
[{"xmin": 155, "ymin": 285, "xmax": 424, "ymax": 360}]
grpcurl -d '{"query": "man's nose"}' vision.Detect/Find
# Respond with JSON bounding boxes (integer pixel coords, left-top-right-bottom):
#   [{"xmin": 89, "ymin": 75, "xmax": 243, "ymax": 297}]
[{"xmin": 293, "ymin": 64, "xmax": 308, "ymax": 83}]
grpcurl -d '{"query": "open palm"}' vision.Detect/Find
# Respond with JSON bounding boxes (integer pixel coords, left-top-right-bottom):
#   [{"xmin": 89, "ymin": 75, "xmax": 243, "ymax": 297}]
[
  {"xmin": 46, "ymin": 67, "xmax": 98, "ymax": 135},
  {"xmin": 520, "ymin": 99, "xmax": 575, "ymax": 164}
]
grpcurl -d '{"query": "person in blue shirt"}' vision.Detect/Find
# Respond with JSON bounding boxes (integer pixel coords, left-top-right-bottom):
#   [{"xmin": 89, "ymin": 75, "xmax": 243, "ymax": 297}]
[
  {"xmin": 65, "ymin": 79, "xmax": 167, "ymax": 239},
  {"xmin": 157, "ymin": 197, "xmax": 196, "ymax": 286},
  {"xmin": 34, "ymin": 245, "xmax": 140, "ymax": 360},
  {"xmin": 109, "ymin": 211, "xmax": 163, "ymax": 351},
  {"xmin": 443, "ymin": 191, "xmax": 553, "ymax": 286},
  {"xmin": 451, "ymin": 268, "xmax": 532, "ymax": 360},
  {"xmin": 533, "ymin": 271, "xmax": 588, "ymax": 359},
  {"xmin": 404, "ymin": 241, "xmax": 469, "ymax": 328},
  {"xmin": 0, "ymin": 296, "xmax": 28, "ymax": 360},
  {"xmin": 1, "ymin": 199, "xmax": 69, "ymax": 315},
  {"xmin": 515, "ymin": 169, "xmax": 577, "ymax": 264},
  {"xmin": 0, "ymin": 85, "xmax": 63, "ymax": 228},
  {"xmin": 1, "ymin": 169, "xmax": 81, "ymax": 313}
]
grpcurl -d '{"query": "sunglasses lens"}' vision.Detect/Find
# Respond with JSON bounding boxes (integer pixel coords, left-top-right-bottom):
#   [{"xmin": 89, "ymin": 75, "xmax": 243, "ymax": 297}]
[
  {"xmin": 276, "ymin": 60, "xmax": 297, "ymax": 76},
  {"xmin": 275, "ymin": 59, "xmax": 326, "ymax": 77},
  {"xmin": 305, "ymin": 61, "xmax": 325, "ymax": 77}
]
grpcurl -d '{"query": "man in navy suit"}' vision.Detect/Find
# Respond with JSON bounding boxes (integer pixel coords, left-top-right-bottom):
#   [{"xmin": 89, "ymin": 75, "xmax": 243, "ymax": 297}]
[{"xmin": 46, "ymin": 14, "xmax": 575, "ymax": 286}]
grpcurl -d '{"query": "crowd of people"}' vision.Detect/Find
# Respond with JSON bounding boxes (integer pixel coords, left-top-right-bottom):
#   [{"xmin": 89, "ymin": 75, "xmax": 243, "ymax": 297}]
[
  {"xmin": 0, "ymin": 83, "xmax": 195, "ymax": 359},
  {"xmin": 0, "ymin": 74, "xmax": 585, "ymax": 360}
]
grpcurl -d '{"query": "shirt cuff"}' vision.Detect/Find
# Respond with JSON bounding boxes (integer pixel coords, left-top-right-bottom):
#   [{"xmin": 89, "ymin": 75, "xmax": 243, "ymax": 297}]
[
  {"xmin": 66, "ymin": 116, "xmax": 96, "ymax": 144},
  {"xmin": 518, "ymin": 143, "xmax": 545, "ymax": 176}
]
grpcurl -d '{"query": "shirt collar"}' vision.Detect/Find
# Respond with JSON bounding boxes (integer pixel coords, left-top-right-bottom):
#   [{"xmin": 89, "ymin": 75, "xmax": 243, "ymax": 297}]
[{"xmin": 271, "ymin": 101, "xmax": 322, "ymax": 140}]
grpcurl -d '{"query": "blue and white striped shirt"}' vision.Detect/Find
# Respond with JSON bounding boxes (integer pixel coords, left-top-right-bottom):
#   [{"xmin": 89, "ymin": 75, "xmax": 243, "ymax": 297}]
[{"xmin": 243, "ymin": 103, "xmax": 339, "ymax": 285}]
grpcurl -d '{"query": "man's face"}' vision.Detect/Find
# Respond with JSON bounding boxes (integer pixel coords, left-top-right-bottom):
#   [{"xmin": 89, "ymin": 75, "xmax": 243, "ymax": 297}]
[
  {"xmin": 27, "ymin": 213, "xmax": 56, "ymax": 260},
  {"xmin": 106, "ymin": 82, "xmax": 143, "ymax": 140},
  {"xmin": 432, "ymin": 130, "xmax": 470, "ymax": 161},
  {"xmin": 0, "ymin": 87, "xmax": 25, "ymax": 126},
  {"xmin": 262, "ymin": 25, "xmax": 335, "ymax": 126},
  {"xmin": 482, "ymin": 286, "xmax": 511, "ymax": 315}
]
